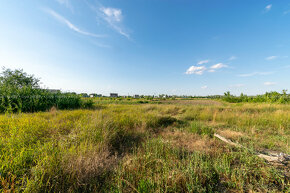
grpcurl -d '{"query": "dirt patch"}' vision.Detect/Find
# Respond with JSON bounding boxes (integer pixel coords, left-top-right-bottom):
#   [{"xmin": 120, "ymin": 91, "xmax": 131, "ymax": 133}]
[
  {"xmin": 161, "ymin": 130, "xmax": 225, "ymax": 154},
  {"xmin": 161, "ymin": 100, "xmax": 223, "ymax": 106},
  {"xmin": 218, "ymin": 129, "xmax": 245, "ymax": 141}
]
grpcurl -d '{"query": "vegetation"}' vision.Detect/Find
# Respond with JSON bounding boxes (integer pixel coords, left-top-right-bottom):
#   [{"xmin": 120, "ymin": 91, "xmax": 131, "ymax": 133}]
[
  {"xmin": 0, "ymin": 69, "xmax": 289, "ymax": 192},
  {"xmin": 0, "ymin": 100, "xmax": 289, "ymax": 192},
  {"xmin": 223, "ymin": 90, "xmax": 290, "ymax": 104},
  {"xmin": 0, "ymin": 68, "xmax": 93, "ymax": 113}
]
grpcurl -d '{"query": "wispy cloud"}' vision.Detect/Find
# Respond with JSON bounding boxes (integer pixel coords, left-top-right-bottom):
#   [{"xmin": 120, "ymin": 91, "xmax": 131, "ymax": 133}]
[
  {"xmin": 208, "ymin": 63, "xmax": 228, "ymax": 72},
  {"xmin": 86, "ymin": 2, "xmax": 131, "ymax": 40},
  {"xmin": 45, "ymin": 9, "xmax": 105, "ymax": 38},
  {"xmin": 210, "ymin": 63, "xmax": 227, "ymax": 69},
  {"xmin": 264, "ymin": 81, "xmax": 276, "ymax": 86},
  {"xmin": 201, "ymin": 85, "xmax": 208, "ymax": 89},
  {"xmin": 91, "ymin": 41, "xmax": 111, "ymax": 48},
  {"xmin": 265, "ymin": 4, "xmax": 272, "ymax": 12},
  {"xmin": 185, "ymin": 66, "xmax": 206, "ymax": 75},
  {"xmin": 197, "ymin": 60, "xmax": 209, "ymax": 65},
  {"xmin": 186, "ymin": 62, "xmax": 228, "ymax": 75},
  {"xmin": 55, "ymin": 0, "xmax": 73, "ymax": 11},
  {"xmin": 238, "ymin": 71, "xmax": 273, "ymax": 77},
  {"xmin": 99, "ymin": 7, "xmax": 130, "ymax": 39},
  {"xmin": 265, "ymin": 56, "xmax": 277, "ymax": 60},
  {"xmin": 228, "ymin": 56, "xmax": 237, "ymax": 61},
  {"xmin": 101, "ymin": 7, "xmax": 122, "ymax": 22}
]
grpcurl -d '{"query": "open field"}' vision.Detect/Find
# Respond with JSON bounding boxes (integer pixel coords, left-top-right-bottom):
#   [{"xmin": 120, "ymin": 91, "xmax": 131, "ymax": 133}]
[{"xmin": 0, "ymin": 99, "xmax": 289, "ymax": 192}]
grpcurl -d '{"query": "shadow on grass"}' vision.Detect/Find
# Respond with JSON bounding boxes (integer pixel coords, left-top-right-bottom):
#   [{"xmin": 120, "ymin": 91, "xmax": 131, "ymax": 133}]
[{"xmin": 109, "ymin": 130, "xmax": 144, "ymax": 156}]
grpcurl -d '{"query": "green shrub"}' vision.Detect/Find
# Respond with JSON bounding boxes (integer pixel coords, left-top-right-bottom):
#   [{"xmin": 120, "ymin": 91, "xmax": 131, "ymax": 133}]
[
  {"xmin": 0, "ymin": 68, "xmax": 88, "ymax": 113},
  {"xmin": 189, "ymin": 121, "xmax": 214, "ymax": 137},
  {"xmin": 222, "ymin": 90, "xmax": 290, "ymax": 104}
]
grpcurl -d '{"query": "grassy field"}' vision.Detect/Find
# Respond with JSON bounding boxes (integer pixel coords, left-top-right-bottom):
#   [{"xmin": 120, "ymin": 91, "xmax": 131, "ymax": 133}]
[{"xmin": 0, "ymin": 99, "xmax": 289, "ymax": 192}]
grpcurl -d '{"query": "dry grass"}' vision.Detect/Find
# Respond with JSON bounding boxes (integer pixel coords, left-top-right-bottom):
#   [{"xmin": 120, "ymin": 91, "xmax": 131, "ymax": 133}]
[
  {"xmin": 63, "ymin": 147, "xmax": 118, "ymax": 189},
  {"xmin": 164, "ymin": 99, "xmax": 223, "ymax": 106},
  {"xmin": 218, "ymin": 129, "xmax": 245, "ymax": 141},
  {"xmin": 161, "ymin": 130, "xmax": 222, "ymax": 154},
  {"xmin": 0, "ymin": 100, "xmax": 289, "ymax": 192}
]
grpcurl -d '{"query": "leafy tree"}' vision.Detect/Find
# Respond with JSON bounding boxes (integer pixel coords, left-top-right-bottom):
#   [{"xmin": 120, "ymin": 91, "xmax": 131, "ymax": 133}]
[
  {"xmin": 0, "ymin": 68, "xmax": 40, "ymax": 89},
  {"xmin": 0, "ymin": 68, "xmax": 87, "ymax": 113}
]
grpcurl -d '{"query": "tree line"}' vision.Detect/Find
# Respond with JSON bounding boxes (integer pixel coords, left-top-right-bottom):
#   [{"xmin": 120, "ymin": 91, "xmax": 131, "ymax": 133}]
[
  {"xmin": 222, "ymin": 90, "xmax": 289, "ymax": 104},
  {"xmin": 0, "ymin": 68, "xmax": 93, "ymax": 113}
]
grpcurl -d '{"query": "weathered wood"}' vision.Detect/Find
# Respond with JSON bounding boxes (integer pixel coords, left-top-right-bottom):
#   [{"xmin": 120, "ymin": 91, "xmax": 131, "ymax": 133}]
[
  {"xmin": 257, "ymin": 154, "xmax": 279, "ymax": 162},
  {"xmin": 214, "ymin": 133, "xmax": 289, "ymax": 164},
  {"xmin": 214, "ymin": 134, "xmax": 242, "ymax": 148}
]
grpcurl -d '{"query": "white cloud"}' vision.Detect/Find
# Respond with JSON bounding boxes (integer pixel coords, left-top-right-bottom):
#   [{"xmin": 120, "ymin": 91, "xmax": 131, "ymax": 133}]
[
  {"xmin": 197, "ymin": 60, "xmax": 209, "ymax": 65},
  {"xmin": 264, "ymin": 82, "xmax": 276, "ymax": 86},
  {"xmin": 101, "ymin": 7, "xmax": 122, "ymax": 22},
  {"xmin": 185, "ymin": 66, "xmax": 206, "ymax": 75},
  {"xmin": 45, "ymin": 9, "xmax": 105, "ymax": 38},
  {"xmin": 210, "ymin": 63, "xmax": 227, "ymax": 69},
  {"xmin": 209, "ymin": 63, "xmax": 227, "ymax": 72},
  {"xmin": 266, "ymin": 56, "xmax": 277, "ymax": 60},
  {"xmin": 201, "ymin": 85, "xmax": 208, "ymax": 89},
  {"xmin": 228, "ymin": 56, "xmax": 237, "ymax": 61},
  {"xmin": 100, "ymin": 7, "xmax": 130, "ymax": 39},
  {"xmin": 86, "ymin": 2, "xmax": 131, "ymax": 40},
  {"xmin": 265, "ymin": 4, "xmax": 272, "ymax": 12},
  {"xmin": 186, "ymin": 62, "xmax": 228, "ymax": 75},
  {"xmin": 238, "ymin": 71, "xmax": 273, "ymax": 77}
]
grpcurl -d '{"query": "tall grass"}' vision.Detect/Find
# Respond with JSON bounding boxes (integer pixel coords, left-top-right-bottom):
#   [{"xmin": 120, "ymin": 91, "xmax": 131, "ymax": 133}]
[{"xmin": 0, "ymin": 102, "xmax": 289, "ymax": 192}]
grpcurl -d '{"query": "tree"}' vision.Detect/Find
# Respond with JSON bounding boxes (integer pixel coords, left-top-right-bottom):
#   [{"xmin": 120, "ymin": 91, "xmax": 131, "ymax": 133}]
[{"xmin": 0, "ymin": 68, "xmax": 40, "ymax": 89}]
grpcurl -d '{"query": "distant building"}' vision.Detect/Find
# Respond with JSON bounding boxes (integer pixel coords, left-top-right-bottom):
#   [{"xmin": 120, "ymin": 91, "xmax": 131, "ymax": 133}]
[
  {"xmin": 134, "ymin": 95, "xmax": 139, "ymax": 98},
  {"xmin": 110, "ymin": 93, "xmax": 118, "ymax": 97}
]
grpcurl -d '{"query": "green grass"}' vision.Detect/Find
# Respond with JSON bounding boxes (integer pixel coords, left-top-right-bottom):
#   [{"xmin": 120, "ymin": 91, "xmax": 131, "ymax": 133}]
[{"xmin": 0, "ymin": 100, "xmax": 289, "ymax": 192}]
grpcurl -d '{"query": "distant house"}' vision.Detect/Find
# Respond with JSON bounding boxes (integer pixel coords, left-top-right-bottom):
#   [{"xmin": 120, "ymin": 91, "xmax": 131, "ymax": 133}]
[
  {"xmin": 89, "ymin": 93, "xmax": 102, "ymax": 98},
  {"xmin": 134, "ymin": 95, "xmax": 140, "ymax": 98},
  {"xmin": 110, "ymin": 93, "xmax": 118, "ymax": 97}
]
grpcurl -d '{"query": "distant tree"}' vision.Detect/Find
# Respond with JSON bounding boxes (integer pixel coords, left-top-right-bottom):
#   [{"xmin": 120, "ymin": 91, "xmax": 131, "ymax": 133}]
[
  {"xmin": 0, "ymin": 68, "xmax": 84, "ymax": 113},
  {"xmin": 0, "ymin": 68, "xmax": 40, "ymax": 89},
  {"xmin": 80, "ymin": 93, "xmax": 89, "ymax": 97},
  {"xmin": 224, "ymin": 91, "xmax": 231, "ymax": 97}
]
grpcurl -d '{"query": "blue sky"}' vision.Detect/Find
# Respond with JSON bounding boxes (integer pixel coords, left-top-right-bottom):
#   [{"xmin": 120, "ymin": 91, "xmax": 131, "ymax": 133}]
[{"xmin": 0, "ymin": 0, "xmax": 289, "ymax": 96}]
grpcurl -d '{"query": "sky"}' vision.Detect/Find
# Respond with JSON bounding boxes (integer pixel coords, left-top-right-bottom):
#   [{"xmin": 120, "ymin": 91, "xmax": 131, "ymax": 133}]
[{"xmin": 0, "ymin": 0, "xmax": 289, "ymax": 96}]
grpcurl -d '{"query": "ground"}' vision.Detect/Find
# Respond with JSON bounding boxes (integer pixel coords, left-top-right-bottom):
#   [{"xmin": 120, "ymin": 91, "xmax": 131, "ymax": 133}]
[{"xmin": 0, "ymin": 99, "xmax": 289, "ymax": 192}]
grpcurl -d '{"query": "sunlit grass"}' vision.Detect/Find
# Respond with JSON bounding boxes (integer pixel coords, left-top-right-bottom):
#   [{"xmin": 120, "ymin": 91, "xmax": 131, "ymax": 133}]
[{"xmin": 0, "ymin": 100, "xmax": 289, "ymax": 192}]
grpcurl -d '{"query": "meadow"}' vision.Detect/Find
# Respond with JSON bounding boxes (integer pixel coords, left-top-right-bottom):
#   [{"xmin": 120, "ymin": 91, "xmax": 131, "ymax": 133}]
[{"xmin": 0, "ymin": 98, "xmax": 289, "ymax": 192}]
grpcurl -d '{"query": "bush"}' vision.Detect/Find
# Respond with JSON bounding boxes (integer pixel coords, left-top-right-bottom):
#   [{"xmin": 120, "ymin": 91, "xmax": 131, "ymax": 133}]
[
  {"xmin": 222, "ymin": 91, "xmax": 290, "ymax": 104},
  {"xmin": 81, "ymin": 99, "xmax": 94, "ymax": 109},
  {"xmin": 0, "ymin": 68, "xmax": 87, "ymax": 113}
]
